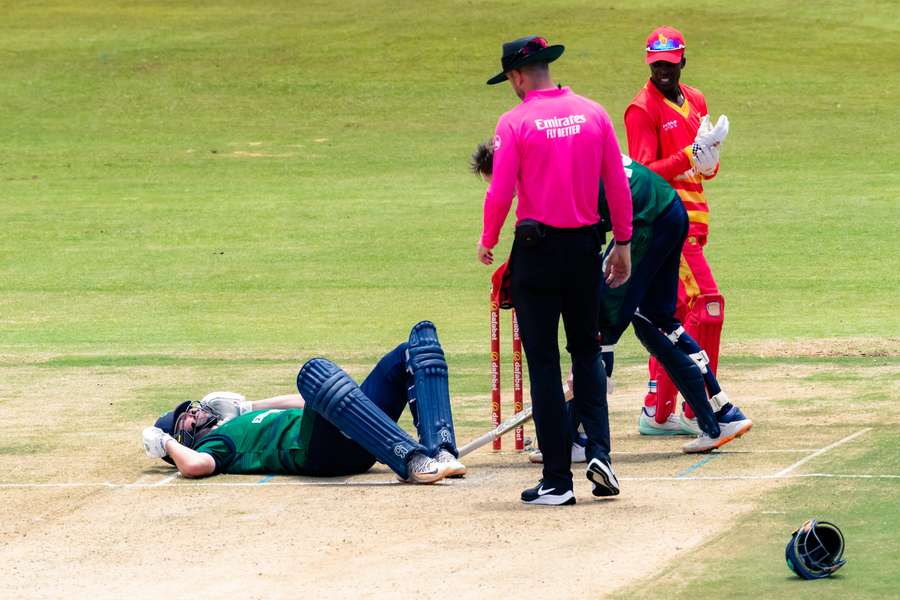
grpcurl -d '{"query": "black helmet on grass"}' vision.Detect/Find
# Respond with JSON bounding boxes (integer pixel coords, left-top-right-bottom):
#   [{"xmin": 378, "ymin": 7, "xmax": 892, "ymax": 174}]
[{"xmin": 785, "ymin": 519, "xmax": 846, "ymax": 579}]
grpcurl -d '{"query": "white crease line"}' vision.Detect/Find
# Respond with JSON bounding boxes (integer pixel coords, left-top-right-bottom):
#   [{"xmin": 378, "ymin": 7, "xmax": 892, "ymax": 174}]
[
  {"xmin": 623, "ymin": 473, "xmax": 900, "ymax": 482},
  {"xmin": 488, "ymin": 449, "xmax": 816, "ymax": 458},
  {"xmin": 151, "ymin": 474, "xmax": 178, "ymax": 487},
  {"xmin": 796, "ymin": 473, "xmax": 900, "ymax": 480},
  {"xmin": 1, "ymin": 472, "xmax": 899, "ymax": 489},
  {"xmin": 123, "ymin": 474, "xmax": 174, "ymax": 489},
  {"xmin": 133, "ymin": 480, "xmax": 406, "ymax": 488},
  {"xmin": 0, "ymin": 481, "xmax": 397, "ymax": 489},
  {"xmin": 125, "ymin": 475, "xmax": 152, "ymax": 487},
  {"xmin": 774, "ymin": 428, "xmax": 872, "ymax": 477},
  {"xmin": 612, "ymin": 449, "xmax": 816, "ymax": 455}
]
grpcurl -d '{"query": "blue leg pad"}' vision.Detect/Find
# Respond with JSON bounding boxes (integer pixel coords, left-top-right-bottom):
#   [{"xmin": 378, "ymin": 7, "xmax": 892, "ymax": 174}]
[
  {"xmin": 631, "ymin": 314, "xmax": 720, "ymax": 437},
  {"xmin": 406, "ymin": 321, "xmax": 457, "ymax": 457},
  {"xmin": 297, "ymin": 358, "xmax": 426, "ymax": 478}
]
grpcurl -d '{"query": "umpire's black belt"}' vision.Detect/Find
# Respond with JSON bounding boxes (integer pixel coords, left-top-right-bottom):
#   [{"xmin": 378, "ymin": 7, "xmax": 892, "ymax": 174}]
[{"xmin": 515, "ymin": 219, "xmax": 601, "ymax": 247}]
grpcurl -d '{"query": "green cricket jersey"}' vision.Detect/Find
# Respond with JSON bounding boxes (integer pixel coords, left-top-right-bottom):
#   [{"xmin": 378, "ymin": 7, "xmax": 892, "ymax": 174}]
[
  {"xmin": 597, "ymin": 155, "xmax": 680, "ymax": 331},
  {"xmin": 195, "ymin": 408, "xmax": 313, "ymax": 475},
  {"xmin": 598, "ymin": 154, "xmax": 678, "ymax": 231}
]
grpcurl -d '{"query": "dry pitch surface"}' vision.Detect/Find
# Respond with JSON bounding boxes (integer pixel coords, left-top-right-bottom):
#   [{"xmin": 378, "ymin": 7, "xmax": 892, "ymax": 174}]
[{"xmin": 1, "ymin": 342, "xmax": 896, "ymax": 599}]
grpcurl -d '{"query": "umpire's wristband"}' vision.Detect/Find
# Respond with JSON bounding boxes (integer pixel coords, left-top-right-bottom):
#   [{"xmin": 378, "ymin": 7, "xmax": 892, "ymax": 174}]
[{"xmin": 614, "ymin": 238, "xmax": 631, "ymax": 246}]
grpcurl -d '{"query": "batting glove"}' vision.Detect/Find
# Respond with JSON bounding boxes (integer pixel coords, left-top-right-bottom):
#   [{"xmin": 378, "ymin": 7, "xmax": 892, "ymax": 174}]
[{"xmin": 143, "ymin": 426, "xmax": 174, "ymax": 458}]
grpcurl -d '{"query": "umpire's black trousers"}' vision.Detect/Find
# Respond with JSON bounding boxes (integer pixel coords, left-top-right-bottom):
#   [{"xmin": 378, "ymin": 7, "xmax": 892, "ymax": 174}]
[{"xmin": 510, "ymin": 223, "xmax": 609, "ymax": 488}]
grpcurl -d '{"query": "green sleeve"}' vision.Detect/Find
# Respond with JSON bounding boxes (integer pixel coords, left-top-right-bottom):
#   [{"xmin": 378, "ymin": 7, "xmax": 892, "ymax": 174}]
[{"xmin": 195, "ymin": 434, "xmax": 237, "ymax": 475}]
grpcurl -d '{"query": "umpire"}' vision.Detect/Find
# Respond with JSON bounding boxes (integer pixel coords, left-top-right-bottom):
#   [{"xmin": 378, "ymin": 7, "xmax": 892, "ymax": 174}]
[{"xmin": 477, "ymin": 36, "xmax": 634, "ymax": 505}]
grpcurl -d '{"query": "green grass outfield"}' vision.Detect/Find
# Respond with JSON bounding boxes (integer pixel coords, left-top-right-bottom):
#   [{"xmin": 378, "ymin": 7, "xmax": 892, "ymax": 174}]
[
  {"xmin": 2, "ymin": 0, "xmax": 898, "ymax": 355},
  {"xmin": 1, "ymin": 0, "xmax": 898, "ymax": 596},
  {"xmin": 617, "ymin": 427, "xmax": 900, "ymax": 599}
]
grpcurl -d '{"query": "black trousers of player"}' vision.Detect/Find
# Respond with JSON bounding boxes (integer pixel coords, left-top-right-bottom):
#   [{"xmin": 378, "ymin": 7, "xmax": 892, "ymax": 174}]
[
  {"xmin": 601, "ymin": 200, "xmax": 687, "ymax": 343},
  {"xmin": 510, "ymin": 224, "xmax": 607, "ymax": 488},
  {"xmin": 569, "ymin": 200, "xmax": 690, "ymax": 435}
]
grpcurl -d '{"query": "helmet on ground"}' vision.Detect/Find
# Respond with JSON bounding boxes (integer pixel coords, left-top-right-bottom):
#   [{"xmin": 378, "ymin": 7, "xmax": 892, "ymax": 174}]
[{"xmin": 785, "ymin": 519, "xmax": 846, "ymax": 579}]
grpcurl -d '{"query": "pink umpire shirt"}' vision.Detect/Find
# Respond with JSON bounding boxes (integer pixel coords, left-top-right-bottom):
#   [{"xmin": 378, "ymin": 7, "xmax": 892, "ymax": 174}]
[{"xmin": 480, "ymin": 86, "xmax": 633, "ymax": 249}]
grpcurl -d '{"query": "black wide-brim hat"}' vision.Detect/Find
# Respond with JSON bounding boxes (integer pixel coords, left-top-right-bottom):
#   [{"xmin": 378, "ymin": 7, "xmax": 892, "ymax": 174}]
[{"xmin": 487, "ymin": 35, "xmax": 565, "ymax": 85}]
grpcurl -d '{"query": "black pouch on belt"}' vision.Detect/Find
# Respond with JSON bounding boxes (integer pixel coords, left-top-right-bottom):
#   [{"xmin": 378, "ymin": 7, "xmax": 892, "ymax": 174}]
[
  {"xmin": 514, "ymin": 219, "xmax": 546, "ymax": 248},
  {"xmin": 591, "ymin": 224, "xmax": 606, "ymax": 252}
]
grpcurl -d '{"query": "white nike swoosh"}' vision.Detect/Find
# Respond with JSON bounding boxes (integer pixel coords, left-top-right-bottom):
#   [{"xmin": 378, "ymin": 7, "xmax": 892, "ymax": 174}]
[{"xmin": 537, "ymin": 486, "xmax": 556, "ymax": 496}]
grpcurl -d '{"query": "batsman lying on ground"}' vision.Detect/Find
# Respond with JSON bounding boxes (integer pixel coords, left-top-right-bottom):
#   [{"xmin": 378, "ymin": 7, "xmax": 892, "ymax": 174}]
[
  {"xmin": 141, "ymin": 321, "xmax": 466, "ymax": 484},
  {"xmin": 472, "ymin": 145, "xmax": 752, "ymax": 460}
]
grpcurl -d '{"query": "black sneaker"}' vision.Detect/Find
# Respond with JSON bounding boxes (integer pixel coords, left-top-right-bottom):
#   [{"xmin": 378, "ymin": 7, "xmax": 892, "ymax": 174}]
[
  {"xmin": 586, "ymin": 458, "xmax": 620, "ymax": 497},
  {"xmin": 521, "ymin": 480, "xmax": 575, "ymax": 506}
]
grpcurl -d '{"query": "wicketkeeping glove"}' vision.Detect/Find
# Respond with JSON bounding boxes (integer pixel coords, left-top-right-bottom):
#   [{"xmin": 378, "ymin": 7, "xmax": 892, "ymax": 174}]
[
  {"xmin": 696, "ymin": 115, "xmax": 712, "ymax": 139},
  {"xmin": 199, "ymin": 391, "xmax": 252, "ymax": 423},
  {"xmin": 695, "ymin": 114, "xmax": 729, "ymax": 148},
  {"xmin": 143, "ymin": 426, "xmax": 174, "ymax": 458},
  {"xmin": 691, "ymin": 143, "xmax": 719, "ymax": 176}
]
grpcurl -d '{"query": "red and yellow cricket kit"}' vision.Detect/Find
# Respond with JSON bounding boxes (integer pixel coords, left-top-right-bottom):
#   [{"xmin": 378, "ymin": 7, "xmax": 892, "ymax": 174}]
[
  {"xmin": 671, "ymin": 239, "xmax": 723, "ymax": 419},
  {"xmin": 625, "ymin": 81, "xmax": 724, "ymax": 423},
  {"xmin": 625, "ymin": 81, "xmax": 713, "ymax": 238}
]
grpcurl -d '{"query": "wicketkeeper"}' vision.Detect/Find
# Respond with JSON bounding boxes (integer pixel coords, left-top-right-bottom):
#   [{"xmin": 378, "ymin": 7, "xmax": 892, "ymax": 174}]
[
  {"xmin": 142, "ymin": 321, "xmax": 466, "ymax": 484},
  {"xmin": 624, "ymin": 26, "xmax": 731, "ymax": 435}
]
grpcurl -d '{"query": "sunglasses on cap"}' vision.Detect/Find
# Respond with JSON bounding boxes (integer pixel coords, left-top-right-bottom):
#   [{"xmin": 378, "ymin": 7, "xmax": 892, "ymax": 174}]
[{"xmin": 647, "ymin": 33, "xmax": 685, "ymax": 53}]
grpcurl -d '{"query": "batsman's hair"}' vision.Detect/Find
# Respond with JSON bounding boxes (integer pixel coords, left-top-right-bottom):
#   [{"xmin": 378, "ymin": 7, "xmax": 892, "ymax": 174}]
[{"xmin": 470, "ymin": 141, "xmax": 494, "ymax": 177}]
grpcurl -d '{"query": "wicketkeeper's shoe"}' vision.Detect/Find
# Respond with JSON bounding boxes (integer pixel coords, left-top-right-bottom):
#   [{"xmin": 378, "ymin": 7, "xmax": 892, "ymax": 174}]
[
  {"xmin": 586, "ymin": 457, "xmax": 620, "ymax": 497},
  {"xmin": 521, "ymin": 480, "xmax": 576, "ymax": 506},
  {"xmin": 528, "ymin": 436, "xmax": 588, "ymax": 464},
  {"xmin": 679, "ymin": 412, "xmax": 701, "ymax": 435},
  {"xmin": 399, "ymin": 451, "xmax": 450, "ymax": 484},
  {"xmin": 435, "ymin": 448, "xmax": 466, "ymax": 478},
  {"xmin": 682, "ymin": 404, "xmax": 753, "ymax": 454},
  {"xmin": 638, "ymin": 407, "xmax": 688, "ymax": 436}
]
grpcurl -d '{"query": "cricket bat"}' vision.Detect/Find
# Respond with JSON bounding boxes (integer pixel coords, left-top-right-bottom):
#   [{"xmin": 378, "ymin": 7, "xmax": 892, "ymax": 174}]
[{"xmin": 457, "ymin": 386, "xmax": 573, "ymax": 457}]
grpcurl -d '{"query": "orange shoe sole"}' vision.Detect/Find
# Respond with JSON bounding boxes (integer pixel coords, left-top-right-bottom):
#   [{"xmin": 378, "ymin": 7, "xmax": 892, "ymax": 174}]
[{"xmin": 683, "ymin": 421, "xmax": 753, "ymax": 454}]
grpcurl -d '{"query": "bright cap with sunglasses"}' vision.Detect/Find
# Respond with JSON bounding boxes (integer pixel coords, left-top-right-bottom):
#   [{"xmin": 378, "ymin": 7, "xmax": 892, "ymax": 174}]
[
  {"xmin": 645, "ymin": 26, "xmax": 686, "ymax": 64},
  {"xmin": 487, "ymin": 35, "xmax": 565, "ymax": 85}
]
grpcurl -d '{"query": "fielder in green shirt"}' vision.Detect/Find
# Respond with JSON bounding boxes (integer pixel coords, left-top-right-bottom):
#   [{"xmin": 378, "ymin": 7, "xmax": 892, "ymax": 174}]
[{"xmin": 471, "ymin": 145, "xmax": 752, "ymax": 457}]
